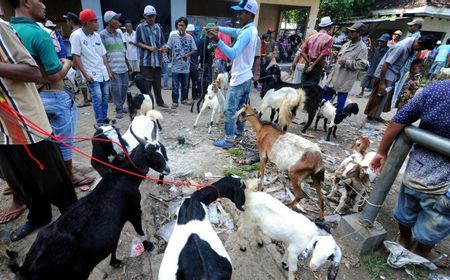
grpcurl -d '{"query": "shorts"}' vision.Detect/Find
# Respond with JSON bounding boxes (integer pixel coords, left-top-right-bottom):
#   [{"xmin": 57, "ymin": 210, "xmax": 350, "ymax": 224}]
[
  {"xmin": 213, "ymin": 59, "xmax": 227, "ymax": 74},
  {"xmin": 394, "ymin": 184, "xmax": 450, "ymax": 245},
  {"xmin": 129, "ymin": 60, "xmax": 140, "ymax": 73},
  {"xmin": 74, "ymin": 68, "xmax": 87, "ymax": 90}
]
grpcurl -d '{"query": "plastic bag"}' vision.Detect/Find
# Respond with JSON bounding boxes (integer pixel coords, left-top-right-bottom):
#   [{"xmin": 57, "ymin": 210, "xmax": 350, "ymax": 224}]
[{"xmin": 130, "ymin": 236, "xmax": 146, "ymax": 257}]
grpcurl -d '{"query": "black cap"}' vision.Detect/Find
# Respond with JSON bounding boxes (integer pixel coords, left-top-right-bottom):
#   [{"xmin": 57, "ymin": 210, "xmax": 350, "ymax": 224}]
[{"xmin": 63, "ymin": 12, "xmax": 81, "ymax": 24}]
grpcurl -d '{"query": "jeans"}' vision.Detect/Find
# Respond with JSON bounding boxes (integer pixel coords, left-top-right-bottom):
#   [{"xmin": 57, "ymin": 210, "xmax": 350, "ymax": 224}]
[
  {"xmin": 322, "ymin": 85, "xmax": 348, "ymax": 114},
  {"xmin": 172, "ymin": 72, "xmax": 189, "ymax": 104},
  {"xmin": 394, "ymin": 184, "xmax": 450, "ymax": 245},
  {"xmin": 88, "ymin": 80, "xmax": 110, "ymax": 124},
  {"xmin": 111, "ymin": 72, "xmax": 129, "ymax": 114},
  {"xmin": 224, "ymin": 79, "xmax": 252, "ymax": 141},
  {"xmin": 162, "ymin": 61, "xmax": 169, "ymax": 88},
  {"xmin": 39, "ymin": 90, "xmax": 77, "ymax": 161}
]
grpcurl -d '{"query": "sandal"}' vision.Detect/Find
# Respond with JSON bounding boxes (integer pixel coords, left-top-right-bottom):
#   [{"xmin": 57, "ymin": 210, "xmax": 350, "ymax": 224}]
[
  {"xmin": 0, "ymin": 205, "xmax": 26, "ymax": 224},
  {"xmin": 10, "ymin": 223, "xmax": 42, "ymax": 242}
]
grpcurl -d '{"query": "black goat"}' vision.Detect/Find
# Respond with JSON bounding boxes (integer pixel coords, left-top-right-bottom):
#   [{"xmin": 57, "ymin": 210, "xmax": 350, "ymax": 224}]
[
  {"xmin": 314, "ymin": 100, "xmax": 359, "ymax": 141},
  {"xmin": 8, "ymin": 135, "xmax": 169, "ymax": 279},
  {"xmin": 158, "ymin": 175, "xmax": 246, "ymax": 280},
  {"xmin": 260, "ymin": 64, "xmax": 323, "ymax": 133}
]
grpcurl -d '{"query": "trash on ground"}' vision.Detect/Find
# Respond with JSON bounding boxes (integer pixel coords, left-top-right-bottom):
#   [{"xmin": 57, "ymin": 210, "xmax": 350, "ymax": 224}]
[{"xmin": 383, "ymin": 240, "xmax": 437, "ymax": 270}]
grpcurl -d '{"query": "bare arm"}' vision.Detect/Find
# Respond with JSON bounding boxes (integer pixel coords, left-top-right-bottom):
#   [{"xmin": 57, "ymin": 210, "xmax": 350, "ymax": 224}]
[
  {"xmin": 0, "ymin": 63, "xmax": 43, "ymax": 83},
  {"xmin": 377, "ymin": 62, "xmax": 389, "ymax": 94},
  {"xmin": 136, "ymin": 42, "xmax": 157, "ymax": 52},
  {"xmin": 253, "ymin": 56, "xmax": 261, "ymax": 81},
  {"xmin": 306, "ymin": 53, "xmax": 326, "ymax": 73},
  {"xmin": 72, "ymin": 54, "xmax": 93, "ymax": 82}
]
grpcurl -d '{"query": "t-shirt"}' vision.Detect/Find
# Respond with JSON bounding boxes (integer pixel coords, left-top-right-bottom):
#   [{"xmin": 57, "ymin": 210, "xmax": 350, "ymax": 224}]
[
  {"xmin": 100, "ymin": 28, "xmax": 127, "ymax": 74},
  {"xmin": 214, "ymin": 32, "xmax": 231, "ymax": 62},
  {"xmin": 392, "ymin": 80, "xmax": 450, "ymax": 194},
  {"xmin": 374, "ymin": 37, "xmax": 415, "ymax": 82},
  {"xmin": 10, "ymin": 17, "xmax": 62, "ymax": 75},
  {"xmin": 70, "ymin": 28, "xmax": 109, "ymax": 82},
  {"xmin": 123, "ymin": 30, "xmax": 138, "ymax": 61},
  {"xmin": 166, "ymin": 32, "xmax": 197, "ymax": 74},
  {"xmin": 0, "ymin": 19, "xmax": 52, "ymax": 145},
  {"xmin": 434, "ymin": 45, "xmax": 450, "ymax": 63}
]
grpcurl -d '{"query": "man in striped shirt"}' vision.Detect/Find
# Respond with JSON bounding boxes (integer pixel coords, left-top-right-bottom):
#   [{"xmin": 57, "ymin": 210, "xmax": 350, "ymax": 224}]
[
  {"xmin": 100, "ymin": 11, "xmax": 131, "ymax": 119},
  {"xmin": 0, "ymin": 18, "xmax": 76, "ymax": 241}
]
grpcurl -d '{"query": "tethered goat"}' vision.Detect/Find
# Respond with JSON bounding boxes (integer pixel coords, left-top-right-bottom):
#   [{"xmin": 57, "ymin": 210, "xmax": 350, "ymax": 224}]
[
  {"xmin": 236, "ymin": 105, "xmax": 325, "ymax": 219},
  {"xmin": 193, "ymin": 81, "xmax": 226, "ymax": 133},
  {"xmin": 314, "ymin": 100, "xmax": 359, "ymax": 141},
  {"xmin": 158, "ymin": 175, "xmax": 246, "ymax": 280}
]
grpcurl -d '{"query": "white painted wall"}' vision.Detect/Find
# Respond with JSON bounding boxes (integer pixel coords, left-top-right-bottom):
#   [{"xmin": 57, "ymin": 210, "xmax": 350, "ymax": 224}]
[
  {"xmin": 81, "ymin": 0, "xmax": 104, "ymax": 30},
  {"xmin": 423, "ymin": 17, "xmax": 450, "ymax": 42},
  {"xmin": 170, "ymin": 0, "xmax": 187, "ymax": 31}
]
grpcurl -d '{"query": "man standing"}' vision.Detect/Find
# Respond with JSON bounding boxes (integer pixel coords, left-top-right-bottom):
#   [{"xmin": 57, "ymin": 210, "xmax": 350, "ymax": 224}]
[
  {"xmin": 123, "ymin": 20, "xmax": 140, "ymax": 75},
  {"xmin": 370, "ymin": 80, "xmax": 450, "ymax": 268},
  {"xmin": 212, "ymin": 23, "xmax": 232, "ymax": 80},
  {"xmin": 64, "ymin": 11, "xmax": 90, "ymax": 107},
  {"xmin": 289, "ymin": 28, "xmax": 302, "ymax": 57},
  {"xmin": 429, "ymin": 38, "xmax": 450, "ymax": 78},
  {"xmin": 165, "ymin": 17, "xmax": 197, "ymax": 109},
  {"xmin": 100, "ymin": 11, "xmax": 131, "ymax": 119},
  {"xmin": 301, "ymin": 16, "xmax": 334, "ymax": 84},
  {"xmin": 10, "ymin": 0, "xmax": 94, "ymax": 190},
  {"xmin": 136, "ymin": 5, "xmax": 168, "ymax": 108},
  {"xmin": 71, "ymin": 9, "xmax": 112, "ymax": 125},
  {"xmin": 0, "ymin": 17, "xmax": 76, "ymax": 241},
  {"xmin": 388, "ymin": 30, "xmax": 402, "ymax": 47},
  {"xmin": 322, "ymin": 23, "xmax": 368, "ymax": 113},
  {"xmin": 186, "ymin": 23, "xmax": 200, "ymax": 100},
  {"xmin": 208, "ymin": 0, "xmax": 258, "ymax": 149},
  {"xmin": 364, "ymin": 35, "xmax": 437, "ymax": 122}
]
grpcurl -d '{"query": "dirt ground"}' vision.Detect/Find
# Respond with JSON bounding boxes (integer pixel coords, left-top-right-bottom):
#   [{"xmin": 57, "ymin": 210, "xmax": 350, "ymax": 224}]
[{"xmin": 0, "ymin": 81, "xmax": 449, "ymax": 280}]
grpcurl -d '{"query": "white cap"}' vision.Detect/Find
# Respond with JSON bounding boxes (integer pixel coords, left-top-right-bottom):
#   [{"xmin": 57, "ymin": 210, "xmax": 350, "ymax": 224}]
[
  {"xmin": 144, "ymin": 5, "xmax": 157, "ymax": 16},
  {"xmin": 231, "ymin": 0, "xmax": 258, "ymax": 15},
  {"xmin": 186, "ymin": 24, "xmax": 195, "ymax": 32},
  {"xmin": 318, "ymin": 16, "xmax": 333, "ymax": 27},
  {"xmin": 44, "ymin": 20, "xmax": 56, "ymax": 28},
  {"xmin": 104, "ymin": 11, "xmax": 121, "ymax": 23}
]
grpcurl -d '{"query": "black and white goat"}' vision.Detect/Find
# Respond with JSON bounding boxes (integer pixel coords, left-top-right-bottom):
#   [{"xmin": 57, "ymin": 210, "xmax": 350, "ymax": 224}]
[
  {"xmin": 193, "ymin": 81, "xmax": 226, "ymax": 133},
  {"xmin": 191, "ymin": 72, "xmax": 228, "ymax": 114},
  {"xmin": 238, "ymin": 180, "xmax": 342, "ymax": 280},
  {"xmin": 259, "ymin": 64, "xmax": 323, "ymax": 133},
  {"xmin": 158, "ymin": 175, "xmax": 246, "ymax": 280},
  {"xmin": 314, "ymin": 100, "xmax": 359, "ymax": 141},
  {"xmin": 127, "ymin": 74, "xmax": 162, "ymax": 130},
  {"xmin": 8, "ymin": 131, "xmax": 169, "ymax": 279}
]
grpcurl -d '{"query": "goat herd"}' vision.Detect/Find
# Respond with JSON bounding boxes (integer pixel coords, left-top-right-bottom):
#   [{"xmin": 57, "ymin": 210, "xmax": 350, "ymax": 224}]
[{"xmin": 6, "ymin": 64, "xmax": 377, "ymax": 280}]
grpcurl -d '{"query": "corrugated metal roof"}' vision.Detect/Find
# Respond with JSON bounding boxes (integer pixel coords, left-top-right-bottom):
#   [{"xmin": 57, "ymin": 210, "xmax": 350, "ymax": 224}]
[
  {"xmin": 337, "ymin": 17, "xmax": 410, "ymax": 25},
  {"xmin": 373, "ymin": 0, "xmax": 450, "ymax": 10}
]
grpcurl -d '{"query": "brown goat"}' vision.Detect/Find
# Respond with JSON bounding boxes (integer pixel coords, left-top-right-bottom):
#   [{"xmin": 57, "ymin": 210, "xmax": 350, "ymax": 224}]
[{"xmin": 236, "ymin": 105, "xmax": 325, "ymax": 219}]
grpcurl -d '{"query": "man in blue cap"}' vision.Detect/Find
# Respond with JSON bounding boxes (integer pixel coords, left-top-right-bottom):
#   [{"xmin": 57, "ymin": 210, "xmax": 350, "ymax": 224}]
[
  {"xmin": 207, "ymin": 0, "xmax": 259, "ymax": 149},
  {"xmin": 359, "ymin": 33, "xmax": 390, "ymax": 97}
]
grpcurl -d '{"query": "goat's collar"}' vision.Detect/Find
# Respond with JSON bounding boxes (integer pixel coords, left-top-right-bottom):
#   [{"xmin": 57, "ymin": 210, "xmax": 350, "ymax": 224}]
[{"xmin": 129, "ymin": 125, "xmax": 143, "ymax": 146}]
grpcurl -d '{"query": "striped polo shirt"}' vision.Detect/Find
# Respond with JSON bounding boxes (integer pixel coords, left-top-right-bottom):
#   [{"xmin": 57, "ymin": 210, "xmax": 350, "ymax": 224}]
[
  {"xmin": 135, "ymin": 22, "xmax": 165, "ymax": 67},
  {"xmin": 100, "ymin": 28, "xmax": 127, "ymax": 74},
  {"xmin": 0, "ymin": 19, "xmax": 52, "ymax": 145}
]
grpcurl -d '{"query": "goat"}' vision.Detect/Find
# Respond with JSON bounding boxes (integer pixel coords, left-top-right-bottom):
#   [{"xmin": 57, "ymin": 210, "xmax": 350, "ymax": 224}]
[
  {"xmin": 259, "ymin": 64, "xmax": 323, "ymax": 133},
  {"xmin": 216, "ymin": 72, "xmax": 229, "ymax": 96},
  {"xmin": 8, "ymin": 133, "xmax": 170, "ymax": 279},
  {"xmin": 259, "ymin": 87, "xmax": 305, "ymax": 131},
  {"xmin": 236, "ymin": 104, "xmax": 325, "ymax": 219},
  {"xmin": 347, "ymin": 134, "xmax": 371, "ymax": 156},
  {"xmin": 193, "ymin": 81, "xmax": 226, "ymax": 133},
  {"xmin": 127, "ymin": 74, "xmax": 162, "ymax": 130},
  {"xmin": 314, "ymin": 100, "xmax": 359, "ymax": 141},
  {"xmin": 91, "ymin": 123, "xmax": 128, "ymax": 177},
  {"xmin": 191, "ymin": 71, "xmax": 213, "ymax": 114},
  {"xmin": 238, "ymin": 179, "xmax": 342, "ymax": 280},
  {"xmin": 158, "ymin": 175, "xmax": 246, "ymax": 280}
]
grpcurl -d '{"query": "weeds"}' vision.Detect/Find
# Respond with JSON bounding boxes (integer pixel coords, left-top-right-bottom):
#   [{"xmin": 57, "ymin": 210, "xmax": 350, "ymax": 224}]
[{"xmin": 361, "ymin": 254, "xmax": 392, "ymax": 279}]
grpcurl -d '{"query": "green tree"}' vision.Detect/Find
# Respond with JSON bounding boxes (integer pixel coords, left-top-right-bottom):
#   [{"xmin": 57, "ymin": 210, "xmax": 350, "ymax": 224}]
[{"xmin": 318, "ymin": 0, "xmax": 376, "ymax": 24}]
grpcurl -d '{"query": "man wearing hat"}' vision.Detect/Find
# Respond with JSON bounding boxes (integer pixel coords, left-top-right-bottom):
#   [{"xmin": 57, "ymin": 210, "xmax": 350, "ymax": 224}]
[
  {"xmin": 388, "ymin": 30, "xmax": 402, "ymax": 47},
  {"xmin": 71, "ymin": 8, "xmax": 113, "ymax": 124},
  {"xmin": 100, "ymin": 11, "xmax": 131, "ymax": 119},
  {"xmin": 359, "ymin": 33, "xmax": 390, "ymax": 97},
  {"xmin": 407, "ymin": 18, "xmax": 424, "ymax": 39},
  {"xmin": 136, "ymin": 5, "xmax": 168, "ymax": 108},
  {"xmin": 301, "ymin": 16, "xmax": 334, "ymax": 84},
  {"xmin": 322, "ymin": 22, "xmax": 369, "ymax": 112},
  {"xmin": 44, "ymin": 20, "xmax": 67, "ymax": 59},
  {"xmin": 207, "ymin": 0, "xmax": 259, "ymax": 149},
  {"xmin": 186, "ymin": 23, "xmax": 201, "ymax": 100}
]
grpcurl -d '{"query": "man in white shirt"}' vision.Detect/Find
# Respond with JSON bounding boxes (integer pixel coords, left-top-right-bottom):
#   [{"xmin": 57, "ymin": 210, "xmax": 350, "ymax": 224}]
[
  {"xmin": 208, "ymin": 0, "xmax": 258, "ymax": 149},
  {"xmin": 71, "ymin": 9, "xmax": 113, "ymax": 124},
  {"xmin": 123, "ymin": 20, "xmax": 139, "ymax": 75}
]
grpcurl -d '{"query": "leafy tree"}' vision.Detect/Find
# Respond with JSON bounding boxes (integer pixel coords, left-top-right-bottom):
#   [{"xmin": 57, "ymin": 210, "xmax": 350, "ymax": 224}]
[{"xmin": 318, "ymin": 0, "xmax": 376, "ymax": 24}]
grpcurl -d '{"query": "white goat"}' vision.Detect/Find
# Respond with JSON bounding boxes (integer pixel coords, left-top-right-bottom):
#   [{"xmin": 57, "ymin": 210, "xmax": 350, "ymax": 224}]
[
  {"xmin": 238, "ymin": 180, "xmax": 342, "ymax": 280},
  {"xmin": 314, "ymin": 100, "xmax": 359, "ymax": 141},
  {"xmin": 122, "ymin": 110, "xmax": 163, "ymax": 152},
  {"xmin": 193, "ymin": 82, "xmax": 225, "ymax": 133},
  {"xmin": 216, "ymin": 72, "xmax": 229, "ymax": 96}
]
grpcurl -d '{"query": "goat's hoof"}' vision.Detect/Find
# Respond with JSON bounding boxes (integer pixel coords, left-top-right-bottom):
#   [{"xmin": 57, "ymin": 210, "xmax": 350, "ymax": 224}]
[
  {"xmin": 257, "ymin": 241, "xmax": 264, "ymax": 247},
  {"xmin": 240, "ymin": 247, "xmax": 247, "ymax": 252},
  {"xmin": 109, "ymin": 259, "xmax": 122, "ymax": 268},
  {"xmin": 301, "ymin": 130, "xmax": 306, "ymax": 134},
  {"xmin": 143, "ymin": 240, "xmax": 154, "ymax": 252},
  {"xmin": 281, "ymin": 262, "xmax": 289, "ymax": 271}
]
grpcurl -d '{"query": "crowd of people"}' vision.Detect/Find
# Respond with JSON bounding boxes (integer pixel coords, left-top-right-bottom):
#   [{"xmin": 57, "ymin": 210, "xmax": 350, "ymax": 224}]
[{"xmin": 0, "ymin": 0, "xmax": 449, "ymax": 270}]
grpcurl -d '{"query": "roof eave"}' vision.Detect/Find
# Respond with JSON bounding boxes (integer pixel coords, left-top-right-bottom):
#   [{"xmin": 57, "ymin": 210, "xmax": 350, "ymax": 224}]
[{"xmin": 371, "ymin": 5, "xmax": 450, "ymax": 18}]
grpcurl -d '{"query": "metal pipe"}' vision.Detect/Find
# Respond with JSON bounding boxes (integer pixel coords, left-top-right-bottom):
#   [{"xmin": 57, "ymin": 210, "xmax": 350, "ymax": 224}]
[
  {"xmin": 359, "ymin": 132, "xmax": 413, "ymax": 227},
  {"xmin": 404, "ymin": 126, "xmax": 450, "ymax": 158}
]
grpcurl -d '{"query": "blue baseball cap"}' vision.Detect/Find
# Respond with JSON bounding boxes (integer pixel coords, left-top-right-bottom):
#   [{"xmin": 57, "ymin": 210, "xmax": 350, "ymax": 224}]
[
  {"xmin": 231, "ymin": 0, "xmax": 258, "ymax": 15},
  {"xmin": 378, "ymin": 33, "xmax": 390, "ymax": 42}
]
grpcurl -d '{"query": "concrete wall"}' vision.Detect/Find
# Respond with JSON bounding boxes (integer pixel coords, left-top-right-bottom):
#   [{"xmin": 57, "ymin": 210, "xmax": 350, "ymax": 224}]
[
  {"xmin": 171, "ymin": 0, "xmax": 187, "ymax": 31},
  {"xmin": 81, "ymin": 0, "xmax": 103, "ymax": 29}
]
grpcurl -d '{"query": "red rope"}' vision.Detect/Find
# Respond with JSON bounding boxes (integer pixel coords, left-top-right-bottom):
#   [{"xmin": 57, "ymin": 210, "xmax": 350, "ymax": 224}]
[{"xmin": 0, "ymin": 99, "xmax": 221, "ymax": 194}]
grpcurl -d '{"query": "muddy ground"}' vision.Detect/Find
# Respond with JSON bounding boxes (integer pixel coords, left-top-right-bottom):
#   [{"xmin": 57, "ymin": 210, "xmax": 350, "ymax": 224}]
[{"xmin": 1, "ymin": 82, "xmax": 449, "ymax": 280}]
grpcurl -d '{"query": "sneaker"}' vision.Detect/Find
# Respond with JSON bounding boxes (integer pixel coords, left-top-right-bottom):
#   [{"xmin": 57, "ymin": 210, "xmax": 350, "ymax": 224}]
[
  {"xmin": 171, "ymin": 103, "xmax": 178, "ymax": 109},
  {"xmin": 181, "ymin": 99, "xmax": 193, "ymax": 105},
  {"xmin": 214, "ymin": 139, "xmax": 234, "ymax": 149},
  {"xmin": 157, "ymin": 104, "xmax": 169, "ymax": 108},
  {"xmin": 115, "ymin": 113, "xmax": 124, "ymax": 119}
]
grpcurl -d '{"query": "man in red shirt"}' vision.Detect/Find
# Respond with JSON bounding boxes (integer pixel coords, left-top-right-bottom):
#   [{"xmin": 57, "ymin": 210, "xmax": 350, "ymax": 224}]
[
  {"xmin": 301, "ymin": 16, "xmax": 334, "ymax": 84},
  {"xmin": 212, "ymin": 21, "xmax": 232, "ymax": 80}
]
